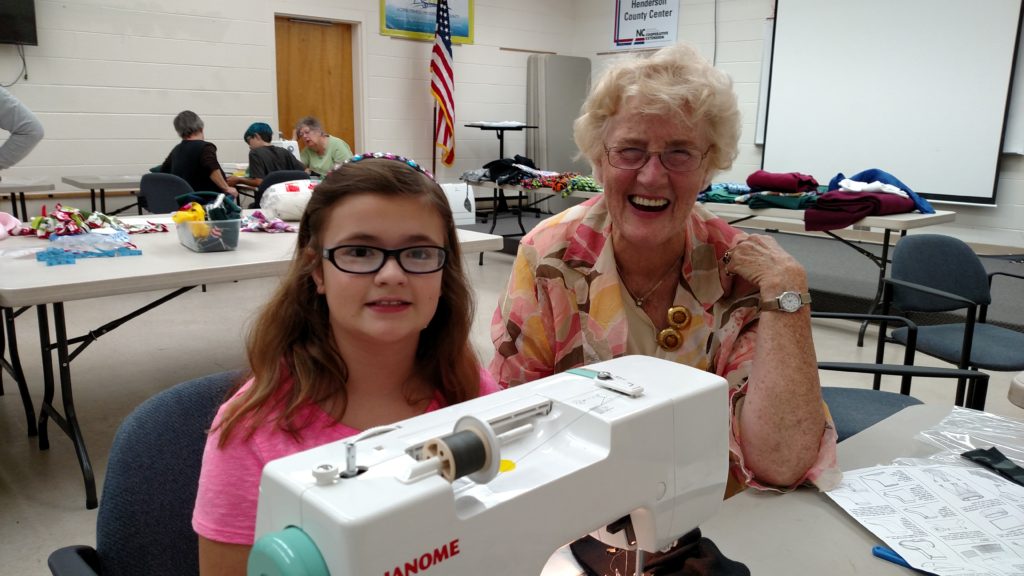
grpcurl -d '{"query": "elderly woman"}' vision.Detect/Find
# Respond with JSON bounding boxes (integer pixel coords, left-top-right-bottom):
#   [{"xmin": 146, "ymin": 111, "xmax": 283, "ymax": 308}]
[
  {"xmin": 160, "ymin": 110, "xmax": 236, "ymax": 198},
  {"xmin": 490, "ymin": 43, "xmax": 839, "ymax": 497},
  {"xmin": 294, "ymin": 116, "xmax": 353, "ymax": 177}
]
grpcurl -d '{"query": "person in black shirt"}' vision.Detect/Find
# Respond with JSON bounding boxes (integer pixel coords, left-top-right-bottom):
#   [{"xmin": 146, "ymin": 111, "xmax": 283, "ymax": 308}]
[
  {"xmin": 227, "ymin": 122, "xmax": 305, "ymax": 189},
  {"xmin": 160, "ymin": 110, "xmax": 236, "ymax": 198}
]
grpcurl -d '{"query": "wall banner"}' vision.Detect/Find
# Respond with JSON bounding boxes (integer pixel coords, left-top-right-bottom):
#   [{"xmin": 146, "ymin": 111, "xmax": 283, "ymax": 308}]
[
  {"xmin": 380, "ymin": 0, "xmax": 473, "ymax": 44},
  {"xmin": 612, "ymin": 0, "xmax": 679, "ymax": 49}
]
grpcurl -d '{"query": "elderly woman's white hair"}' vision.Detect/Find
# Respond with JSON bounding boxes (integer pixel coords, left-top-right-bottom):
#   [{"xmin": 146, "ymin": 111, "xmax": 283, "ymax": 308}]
[{"xmin": 573, "ymin": 42, "xmax": 741, "ymax": 179}]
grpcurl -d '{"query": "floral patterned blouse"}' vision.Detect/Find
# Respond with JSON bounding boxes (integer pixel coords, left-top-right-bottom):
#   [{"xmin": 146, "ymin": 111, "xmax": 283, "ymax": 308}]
[{"xmin": 489, "ymin": 196, "xmax": 840, "ymax": 495}]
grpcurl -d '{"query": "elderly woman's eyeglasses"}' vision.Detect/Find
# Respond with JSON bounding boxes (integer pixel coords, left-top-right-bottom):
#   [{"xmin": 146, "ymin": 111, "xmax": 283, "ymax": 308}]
[
  {"xmin": 604, "ymin": 145, "xmax": 708, "ymax": 173},
  {"xmin": 322, "ymin": 245, "xmax": 448, "ymax": 274}
]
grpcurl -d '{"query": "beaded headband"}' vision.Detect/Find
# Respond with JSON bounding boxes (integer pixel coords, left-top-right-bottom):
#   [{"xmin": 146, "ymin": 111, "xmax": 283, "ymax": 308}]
[{"xmin": 342, "ymin": 152, "xmax": 435, "ymax": 181}]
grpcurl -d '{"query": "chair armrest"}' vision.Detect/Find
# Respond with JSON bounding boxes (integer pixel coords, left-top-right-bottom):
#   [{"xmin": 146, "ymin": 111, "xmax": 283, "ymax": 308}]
[
  {"xmin": 817, "ymin": 362, "xmax": 989, "ymax": 383},
  {"xmin": 990, "ymin": 270, "xmax": 1024, "ymax": 286},
  {"xmin": 811, "ymin": 311, "xmax": 918, "ymax": 331},
  {"xmin": 48, "ymin": 545, "xmax": 100, "ymax": 576},
  {"xmin": 884, "ymin": 277, "xmax": 975, "ymax": 308}
]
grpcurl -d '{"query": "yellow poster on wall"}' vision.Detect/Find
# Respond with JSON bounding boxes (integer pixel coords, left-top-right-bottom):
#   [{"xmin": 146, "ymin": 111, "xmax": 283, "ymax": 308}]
[{"xmin": 380, "ymin": 0, "xmax": 474, "ymax": 44}]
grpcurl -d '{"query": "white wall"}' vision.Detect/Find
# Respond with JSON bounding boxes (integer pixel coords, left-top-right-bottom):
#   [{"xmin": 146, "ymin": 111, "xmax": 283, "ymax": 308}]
[{"xmin": 1, "ymin": 0, "xmax": 1022, "ymax": 249}]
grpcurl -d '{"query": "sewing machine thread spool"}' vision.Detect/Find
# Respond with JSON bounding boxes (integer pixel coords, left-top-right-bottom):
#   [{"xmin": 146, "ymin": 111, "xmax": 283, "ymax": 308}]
[{"xmin": 422, "ymin": 415, "xmax": 500, "ymax": 484}]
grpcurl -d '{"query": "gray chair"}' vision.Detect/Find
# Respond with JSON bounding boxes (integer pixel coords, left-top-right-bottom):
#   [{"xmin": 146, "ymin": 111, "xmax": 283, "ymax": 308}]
[
  {"xmin": 813, "ymin": 310, "xmax": 990, "ymax": 441},
  {"xmin": 47, "ymin": 370, "xmax": 241, "ymax": 576},
  {"xmin": 139, "ymin": 173, "xmax": 194, "ymax": 214},
  {"xmin": 253, "ymin": 169, "xmax": 310, "ymax": 208},
  {"xmin": 878, "ymin": 234, "xmax": 1024, "ymax": 410}
]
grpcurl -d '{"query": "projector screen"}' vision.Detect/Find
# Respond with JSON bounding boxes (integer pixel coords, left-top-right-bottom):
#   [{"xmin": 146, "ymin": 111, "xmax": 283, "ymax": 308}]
[{"xmin": 763, "ymin": 0, "xmax": 1023, "ymax": 204}]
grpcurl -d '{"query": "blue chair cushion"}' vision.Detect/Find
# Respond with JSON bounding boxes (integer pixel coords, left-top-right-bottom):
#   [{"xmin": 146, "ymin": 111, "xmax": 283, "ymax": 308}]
[
  {"xmin": 892, "ymin": 324, "xmax": 1024, "ymax": 371},
  {"xmin": 822, "ymin": 387, "xmax": 922, "ymax": 442}
]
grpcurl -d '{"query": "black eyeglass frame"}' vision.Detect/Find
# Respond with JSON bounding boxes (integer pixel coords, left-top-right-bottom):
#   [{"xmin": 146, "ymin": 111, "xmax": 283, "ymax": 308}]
[
  {"xmin": 322, "ymin": 244, "xmax": 449, "ymax": 275},
  {"xmin": 603, "ymin": 145, "xmax": 710, "ymax": 173}
]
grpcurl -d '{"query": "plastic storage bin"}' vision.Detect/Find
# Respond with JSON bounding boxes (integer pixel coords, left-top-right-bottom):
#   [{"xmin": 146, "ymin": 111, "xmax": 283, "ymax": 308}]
[{"xmin": 176, "ymin": 219, "xmax": 241, "ymax": 252}]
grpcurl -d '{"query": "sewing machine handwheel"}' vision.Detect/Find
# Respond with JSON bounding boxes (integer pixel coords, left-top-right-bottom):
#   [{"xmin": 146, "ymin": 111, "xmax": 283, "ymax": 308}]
[{"xmin": 248, "ymin": 526, "xmax": 329, "ymax": 576}]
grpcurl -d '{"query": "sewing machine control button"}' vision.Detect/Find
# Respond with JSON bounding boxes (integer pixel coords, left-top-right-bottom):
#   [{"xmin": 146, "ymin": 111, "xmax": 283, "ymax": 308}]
[
  {"xmin": 312, "ymin": 463, "xmax": 339, "ymax": 485},
  {"xmin": 595, "ymin": 375, "xmax": 644, "ymax": 397}
]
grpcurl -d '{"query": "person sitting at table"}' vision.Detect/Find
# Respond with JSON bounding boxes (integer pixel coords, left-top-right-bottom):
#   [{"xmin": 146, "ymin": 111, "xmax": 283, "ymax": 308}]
[
  {"xmin": 225, "ymin": 122, "xmax": 305, "ymax": 189},
  {"xmin": 489, "ymin": 42, "xmax": 840, "ymax": 498},
  {"xmin": 294, "ymin": 115, "xmax": 353, "ymax": 177},
  {"xmin": 160, "ymin": 110, "xmax": 237, "ymax": 198},
  {"xmin": 192, "ymin": 153, "xmax": 501, "ymax": 574}
]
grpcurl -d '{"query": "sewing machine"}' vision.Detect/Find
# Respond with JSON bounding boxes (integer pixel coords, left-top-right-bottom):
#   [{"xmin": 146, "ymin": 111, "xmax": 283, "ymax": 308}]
[{"xmin": 248, "ymin": 355, "xmax": 728, "ymax": 576}]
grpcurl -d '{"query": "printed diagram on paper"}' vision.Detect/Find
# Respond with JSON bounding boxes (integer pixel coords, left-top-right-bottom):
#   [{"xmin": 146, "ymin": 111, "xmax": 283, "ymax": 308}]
[{"xmin": 828, "ymin": 464, "xmax": 1024, "ymax": 575}]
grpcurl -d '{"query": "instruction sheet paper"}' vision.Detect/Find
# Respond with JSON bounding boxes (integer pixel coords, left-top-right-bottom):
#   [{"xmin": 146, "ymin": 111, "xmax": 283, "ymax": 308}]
[{"xmin": 827, "ymin": 464, "xmax": 1024, "ymax": 575}]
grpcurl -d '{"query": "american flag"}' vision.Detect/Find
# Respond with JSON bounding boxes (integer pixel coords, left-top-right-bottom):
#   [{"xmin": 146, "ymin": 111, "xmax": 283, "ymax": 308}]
[{"xmin": 430, "ymin": 0, "xmax": 455, "ymax": 166}]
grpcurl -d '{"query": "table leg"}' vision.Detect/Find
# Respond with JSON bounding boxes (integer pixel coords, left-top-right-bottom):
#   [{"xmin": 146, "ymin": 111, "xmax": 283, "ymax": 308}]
[
  {"xmin": 9, "ymin": 192, "xmax": 18, "ymax": 219},
  {"xmin": 37, "ymin": 303, "xmax": 98, "ymax": 509},
  {"xmin": 18, "ymin": 191, "xmax": 27, "ymax": 221},
  {"xmin": 1, "ymin": 306, "xmax": 37, "ymax": 437},
  {"xmin": 90, "ymin": 188, "xmax": 98, "ymax": 213}
]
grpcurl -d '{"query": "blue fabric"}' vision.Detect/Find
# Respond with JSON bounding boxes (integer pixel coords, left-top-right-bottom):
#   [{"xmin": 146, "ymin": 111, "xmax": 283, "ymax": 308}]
[{"xmin": 828, "ymin": 168, "xmax": 934, "ymax": 214}]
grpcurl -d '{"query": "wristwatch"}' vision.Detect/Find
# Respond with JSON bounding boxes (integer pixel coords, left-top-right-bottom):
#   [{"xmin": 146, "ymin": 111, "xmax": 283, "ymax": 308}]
[{"xmin": 760, "ymin": 291, "xmax": 812, "ymax": 313}]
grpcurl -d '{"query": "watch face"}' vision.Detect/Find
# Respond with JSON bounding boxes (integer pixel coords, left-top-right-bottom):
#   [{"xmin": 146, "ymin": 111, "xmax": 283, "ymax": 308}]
[{"xmin": 779, "ymin": 291, "xmax": 803, "ymax": 312}]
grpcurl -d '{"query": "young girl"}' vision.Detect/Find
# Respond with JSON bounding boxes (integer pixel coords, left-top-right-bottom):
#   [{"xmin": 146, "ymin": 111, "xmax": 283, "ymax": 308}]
[{"xmin": 192, "ymin": 153, "xmax": 501, "ymax": 574}]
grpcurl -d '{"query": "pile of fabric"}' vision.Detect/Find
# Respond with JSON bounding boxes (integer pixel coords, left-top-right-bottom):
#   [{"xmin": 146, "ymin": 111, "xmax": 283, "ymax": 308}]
[
  {"xmin": 460, "ymin": 155, "xmax": 603, "ymax": 198},
  {"xmin": 699, "ymin": 168, "xmax": 935, "ymax": 231}
]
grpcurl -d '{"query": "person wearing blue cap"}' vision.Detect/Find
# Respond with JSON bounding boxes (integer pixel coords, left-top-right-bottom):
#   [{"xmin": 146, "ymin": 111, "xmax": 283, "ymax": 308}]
[{"xmin": 226, "ymin": 122, "xmax": 305, "ymax": 189}]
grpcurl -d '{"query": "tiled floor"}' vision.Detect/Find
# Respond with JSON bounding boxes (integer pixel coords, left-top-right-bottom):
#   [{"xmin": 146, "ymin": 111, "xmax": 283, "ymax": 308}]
[{"xmin": 1, "ymin": 251, "xmax": 1021, "ymax": 575}]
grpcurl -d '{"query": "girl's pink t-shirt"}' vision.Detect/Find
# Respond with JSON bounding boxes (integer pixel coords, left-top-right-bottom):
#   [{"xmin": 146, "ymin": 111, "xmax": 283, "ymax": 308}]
[{"xmin": 192, "ymin": 368, "xmax": 501, "ymax": 545}]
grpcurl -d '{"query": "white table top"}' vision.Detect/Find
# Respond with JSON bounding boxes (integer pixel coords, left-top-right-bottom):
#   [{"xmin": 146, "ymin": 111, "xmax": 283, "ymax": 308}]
[
  {"xmin": 0, "ymin": 177, "xmax": 55, "ymax": 193},
  {"xmin": 0, "ymin": 218, "xmax": 503, "ymax": 308},
  {"xmin": 703, "ymin": 404, "xmax": 955, "ymax": 574},
  {"xmin": 61, "ymin": 175, "xmax": 143, "ymax": 190}
]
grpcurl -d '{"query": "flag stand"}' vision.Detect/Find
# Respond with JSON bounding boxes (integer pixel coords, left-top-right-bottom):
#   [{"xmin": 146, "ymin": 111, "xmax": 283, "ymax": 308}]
[{"xmin": 432, "ymin": 101, "xmax": 438, "ymax": 175}]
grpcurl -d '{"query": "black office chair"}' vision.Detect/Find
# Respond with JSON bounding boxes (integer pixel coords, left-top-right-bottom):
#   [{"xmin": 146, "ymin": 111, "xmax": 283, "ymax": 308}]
[
  {"xmin": 47, "ymin": 370, "xmax": 241, "ymax": 576},
  {"xmin": 139, "ymin": 173, "xmax": 194, "ymax": 214},
  {"xmin": 875, "ymin": 234, "xmax": 1024, "ymax": 410},
  {"xmin": 252, "ymin": 170, "xmax": 309, "ymax": 209}
]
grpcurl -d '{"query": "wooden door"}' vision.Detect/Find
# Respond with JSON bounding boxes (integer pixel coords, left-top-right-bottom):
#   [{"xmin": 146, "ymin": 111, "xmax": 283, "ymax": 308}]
[{"xmin": 275, "ymin": 17, "xmax": 355, "ymax": 149}]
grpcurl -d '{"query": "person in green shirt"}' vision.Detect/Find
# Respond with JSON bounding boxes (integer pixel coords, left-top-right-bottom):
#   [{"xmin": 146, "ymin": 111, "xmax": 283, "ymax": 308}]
[{"xmin": 294, "ymin": 116, "xmax": 353, "ymax": 177}]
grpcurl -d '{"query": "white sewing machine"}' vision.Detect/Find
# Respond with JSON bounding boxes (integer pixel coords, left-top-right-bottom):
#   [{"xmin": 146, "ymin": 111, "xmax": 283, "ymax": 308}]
[{"xmin": 248, "ymin": 355, "xmax": 728, "ymax": 576}]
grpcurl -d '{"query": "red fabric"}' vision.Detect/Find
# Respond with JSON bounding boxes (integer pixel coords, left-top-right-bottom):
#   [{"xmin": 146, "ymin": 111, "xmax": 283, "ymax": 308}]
[
  {"xmin": 804, "ymin": 191, "xmax": 916, "ymax": 231},
  {"xmin": 746, "ymin": 170, "xmax": 819, "ymax": 192}
]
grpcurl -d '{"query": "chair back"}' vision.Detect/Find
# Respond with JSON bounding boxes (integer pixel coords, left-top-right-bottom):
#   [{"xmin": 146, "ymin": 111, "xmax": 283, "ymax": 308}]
[
  {"xmin": 140, "ymin": 173, "xmax": 194, "ymax": 214},
  {"xmin": 94, "ymin": 371, "xmax": 240, "ymax": 576},
  {"xmin": 890, "ymin": 234, "xmax": 992, "ymax": 312}
]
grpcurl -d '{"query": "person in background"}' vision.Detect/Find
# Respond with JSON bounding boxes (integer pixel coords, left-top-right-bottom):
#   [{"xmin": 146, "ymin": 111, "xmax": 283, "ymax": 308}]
[
  {"xmin": 193, "ymin": 153, "xmax": 500, "ymax": 574},
  {"xmin": 490, "ymin": 42, "xmax": 839, "ymax": 498},
  {"xmin": 0, "ymin": 86, "xmax": 44, "ymax": 180},
  {"xmin": 226, "ymin": 122, "xmax": 304, "ymax": 189},
  {"xmin": 160, "ymin": 110, "xmax": 237, "ymax": 198},
  {"xmin": 294, "ymin": 116, "xmax": 353, "ymax": 177}
]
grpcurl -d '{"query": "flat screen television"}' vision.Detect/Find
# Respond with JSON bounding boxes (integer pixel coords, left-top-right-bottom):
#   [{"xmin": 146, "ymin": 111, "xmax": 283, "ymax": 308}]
[{"xmin": 0, "ymin": 0, "xmax": 39, "ymax": 46}]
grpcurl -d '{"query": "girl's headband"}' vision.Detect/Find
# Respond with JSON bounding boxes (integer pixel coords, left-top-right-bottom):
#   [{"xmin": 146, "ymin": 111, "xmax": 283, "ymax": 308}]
[{"xmin": 342, "ymin": 152, "xmax": 435, "ymax": 181}]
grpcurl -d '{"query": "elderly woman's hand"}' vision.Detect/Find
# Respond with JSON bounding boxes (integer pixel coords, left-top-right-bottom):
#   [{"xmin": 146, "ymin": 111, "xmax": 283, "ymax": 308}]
[{"xmin": 722, "ymin": 234, "xmax": 807, "ymax": 291}]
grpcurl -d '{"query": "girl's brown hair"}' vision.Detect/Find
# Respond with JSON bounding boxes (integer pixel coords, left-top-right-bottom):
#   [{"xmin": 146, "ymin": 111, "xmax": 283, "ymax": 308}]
[{"xmin": 216, "ymin": 157, "xmax": 481, "ymax": 445}]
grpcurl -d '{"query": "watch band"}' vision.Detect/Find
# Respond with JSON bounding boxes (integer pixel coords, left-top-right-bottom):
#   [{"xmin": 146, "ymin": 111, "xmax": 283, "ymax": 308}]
[{"xmin": 760, "ymin": 291, "xmax": 812, "ymax": 312}]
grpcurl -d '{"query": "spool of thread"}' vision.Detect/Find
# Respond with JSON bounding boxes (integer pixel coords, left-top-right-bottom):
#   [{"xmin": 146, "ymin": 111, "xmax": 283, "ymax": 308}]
[
  {"xmin": 424, "ymin": 429, "xmax": 488, "ymax": 482},
  {"xmin": 421, "ymin": 415, "xmax": 500, "ymax": 483}
]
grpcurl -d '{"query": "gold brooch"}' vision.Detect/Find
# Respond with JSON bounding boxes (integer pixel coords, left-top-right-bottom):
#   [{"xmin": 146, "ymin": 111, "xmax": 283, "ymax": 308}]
[{"xmin": 657, "ymin": 306, "xmax": 691, "ymax": 351}]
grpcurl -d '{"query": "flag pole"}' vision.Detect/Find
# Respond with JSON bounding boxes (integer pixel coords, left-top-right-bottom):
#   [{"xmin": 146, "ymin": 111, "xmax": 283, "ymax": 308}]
[{"xmin": 432, "ymin": 102, "xmax": 438, "ymax": 175}]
